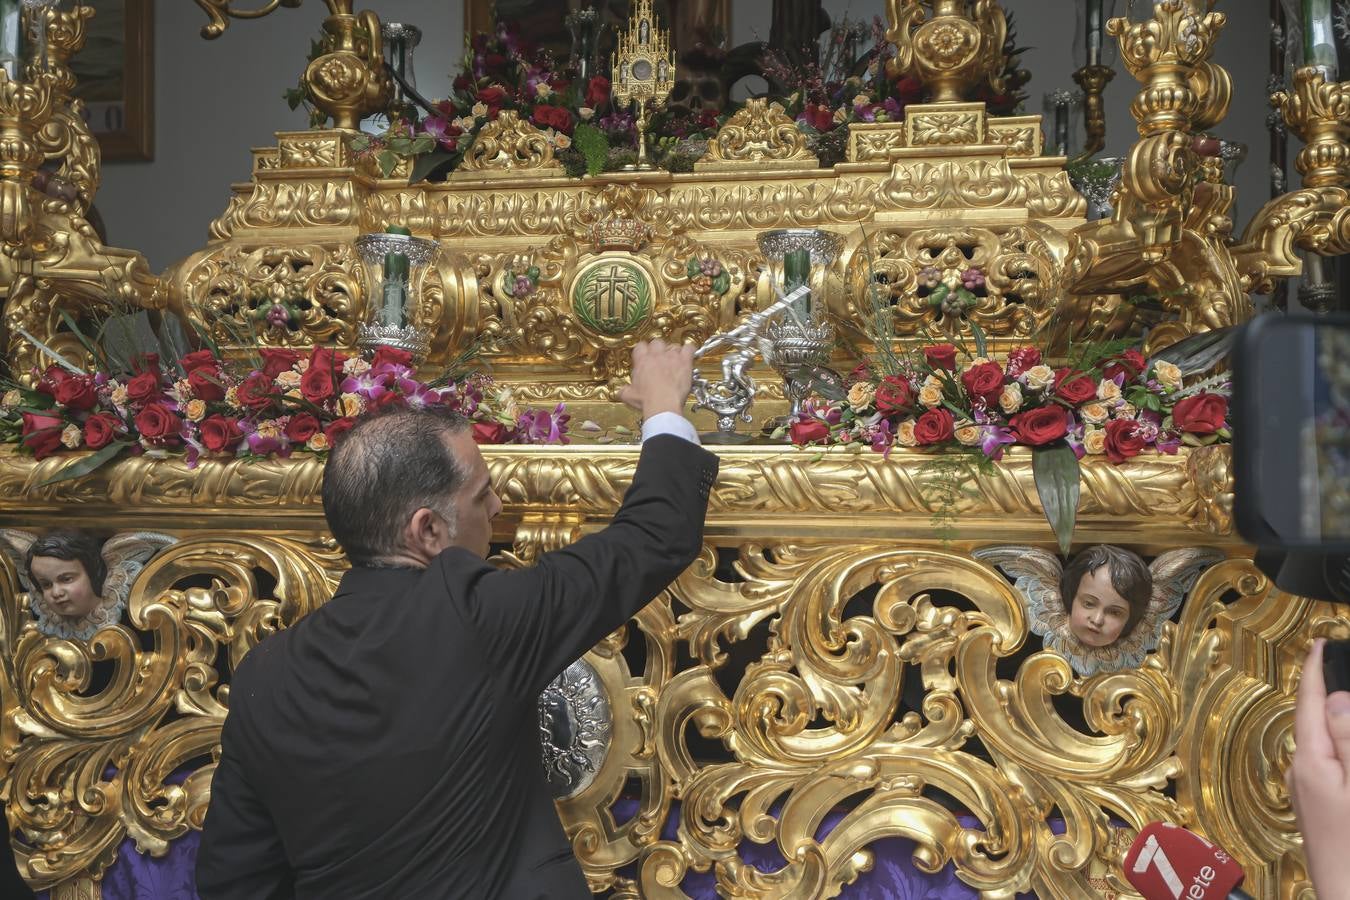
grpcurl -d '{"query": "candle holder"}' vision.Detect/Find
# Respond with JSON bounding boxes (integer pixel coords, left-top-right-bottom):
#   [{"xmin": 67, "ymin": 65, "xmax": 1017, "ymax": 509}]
[
  {"xmin": 354, "ymin": 227, "xmax": 438, "ymax": 363},
  {"xmin": 756, "ymin": 228, "xmax": 844, "ymax": 426},
  {"xmin": 1067, "ymin": 156, "xmax": 1125, "ymax": 220}
]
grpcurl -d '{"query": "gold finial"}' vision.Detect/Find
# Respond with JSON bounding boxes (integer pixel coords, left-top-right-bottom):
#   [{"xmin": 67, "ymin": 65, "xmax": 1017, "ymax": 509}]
[
  {"xmin": 611, "ymin": 0, "xmax": 675, "ymax": 171},
  {"xmin": 885, "ymin": 0, "xmax": 1008, "ymax": 105}
]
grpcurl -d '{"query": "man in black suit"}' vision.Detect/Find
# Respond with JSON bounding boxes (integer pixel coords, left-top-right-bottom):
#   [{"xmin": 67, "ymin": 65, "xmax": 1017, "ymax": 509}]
[{"xmin": 195, "ymin": 340, "xmax": 716, "ymax": 899}]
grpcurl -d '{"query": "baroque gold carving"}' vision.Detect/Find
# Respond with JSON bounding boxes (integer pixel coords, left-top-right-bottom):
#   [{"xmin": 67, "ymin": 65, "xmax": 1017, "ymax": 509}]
[
  {"xmin": 178, "ymin": 243, "xmax": 362, "ymax": 351},
  {"xmin": 453, "ymin": 110, "xmax": 565, "ymax": 178},
  {"xmin": 905, "ymin": 102, "xmax": 985, "ymax": 146},
  {"xmin": 846, "ymin": 122, "xmax": 909, "ymax": 163},
  {"xmin": 695, "ymin": 98, "xmax": 817, "ymax": 171},
  {"xmin": 886, "ymin": 0, "xmax": 1008, "ymax": 104},
  {"xmin": 879, "ymin": 156, "xmax": 1025, "ymax": 209}
]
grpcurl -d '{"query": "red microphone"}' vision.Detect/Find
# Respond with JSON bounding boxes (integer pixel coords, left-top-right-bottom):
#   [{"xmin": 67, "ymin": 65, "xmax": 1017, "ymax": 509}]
[{"xmin": 1122, "ymin": 822, "xmax": 1251, "ymax": 900}]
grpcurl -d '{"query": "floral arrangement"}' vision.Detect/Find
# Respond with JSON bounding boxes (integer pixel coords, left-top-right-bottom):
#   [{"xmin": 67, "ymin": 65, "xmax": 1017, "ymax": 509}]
[
  {"xmin": 0, "ymin": 344, "xmax": 569, "ymax": 483},
  {"xmin": 350, "ymin": 12, "xmax": 1028, "ymax": 181},
  {"xmin": 784, "ymin": 340, "xmax": 1230, "ymax": 550}
]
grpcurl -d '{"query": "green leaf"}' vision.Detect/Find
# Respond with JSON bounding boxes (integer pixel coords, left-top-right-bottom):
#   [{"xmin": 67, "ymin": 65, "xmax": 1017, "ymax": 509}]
[
  {"xmin": 376, "ymin": 149, "xmax": 399, "ymax": 177},
  {"xmin": 409, "ymin": 133, "xmax": 436, "ymax": 155},
  {"xmin": 572, "ymin": 122, "xmax": 610, "ymax": 177},
  {"xmin": 284, "ymin": 87, "xmax": 305, "ymax": 111},
  {"xmin": 686, "ymin": 258, "xmax": 700, "ymax": 279},
  {"xmin": 970, "ymin": 319, "xmax": 987, "ymax": 359},
  {"xmin": 39, "ymin": 440, "xmax": 132, "ymax": 486},
  {"xmin": 711, "ymin": 271, "xmax": 731, "ymax": 295},
  {"xmin": 348, "ymin": 134, "xmax": 371, "ymax": 152},
  {"xmin": 408, "ymin": 149, "xmax": 458, "ymax": 184},
  {"xmin": 58, "ymin": 309, "xmax": 107, "ymax": 370},
  {"xmin": 1032, "ymin": 443, "xmax": 1081, "ymax": 556}
]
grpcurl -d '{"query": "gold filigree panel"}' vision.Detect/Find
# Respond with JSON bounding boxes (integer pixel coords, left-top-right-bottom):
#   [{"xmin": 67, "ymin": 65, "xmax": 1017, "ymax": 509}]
[{"xmin": 695, "ymin": 98, "xmax": 818, "ymax": 171}]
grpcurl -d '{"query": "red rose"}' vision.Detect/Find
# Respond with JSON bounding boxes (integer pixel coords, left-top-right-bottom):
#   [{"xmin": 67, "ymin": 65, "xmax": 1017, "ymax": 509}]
[
  {"xmin": 800, "ymin": 104, "xmax": 834, "ymax": 131},
  {"xmin": 471, "ymin": 421, "xmax": 510, "ymax": 444},
  {"xmin": 36, "ymin": 365, "xmax": 72, "ymax": 397},
  {"xmin": 134, "ymin": 402, "xmax": 182, "ymax": 446},
  {"xmin": 236, "ymin": 372, "xmax": 276, "ymax": 411},
  {"xmin": 284, "ymin": 412, "xmax": 321, "ymax": 444},
  {"xmin": 894, "ymin": 75, "xmax": 924, "ymax": 105},
  {"xmin": 307, "ymin": 345, "xmax": 343, "ymax": 375},
  {"xmin": 476, "ymin": 86, "xmax": 507, "ymax": 113},
  {"xmin": 130, "ymin": 352, "xmax": 159, "ymax": 374},
  {"xmin": 1054, "ymin": 369, "xmax": 1098, "ymax": 405},
  {"xmin": 323, "ymin": 417, "xmax": 356, "ymax": 445},
  {"xmin": 370, "ymin": 346, "xmax": 413, "ymax": 370},
  {"xmin": 260, "ymin": 348, "xmax": 301, "ymax": 378},
  {"xmin": 188, "ymin": 366, "xmax": 226, "ymax": 402},
  {"xmin": 53, "ymin": 374, "xmax": 97, "ymax": 411},
  {"xmin": 848, "ymin": 363, "xmax": 872, "ymax": 384},
  {"xmin": 1102, "ymin": 349, "xmax": 1146, "ymax": 384},
  {"xmin": 199, "ymin": 414, "xmax": 244, "ymax": 453},
  {"xmin": 83, "ymin": 412, "xmax": 121, "ymax": 450},
  {"xmin": 1006, "ymin": 347, "xmax": 1042, "ymax": 377},
  {"xmin": 585, "ymin": 75, "xmax": 610, "ymax": 109},
  {"xmin": 125, "ymin": 371, "xmax": 162, "ymax": 405},
  {"xmin": 531, "ymin": 105, "xmax": 573, "ymax": 134},
  {"xmin": 961, "ymin": 361, "xmax": 1005, "ymax": 405},
  {"xmin": 875, "ymin": 375, "xmax": 914, "ymax": 416},
  {"xmin": 788, "ymin": 418, "xmax": 830, "ymax": 445},
  {"xmin": 179, "ymin": 349, "xmax": 218, "ymax": 374},
  {"xmin": 924, "ymin": 344, "xmax": 957, "ymax": 371},
  {"xmin": 1104, "ymin": 418, "xmax": 1147, "ymax": 462},
  {"xmin": 914, "ymin": 408, "xmax": 955, "ymax": 445},
  {"xmin": 1171, "ymin": 393, "xmax": 1228, "ymax": 435},
  {"xmin": 1010, "ymin": 405, "xmax": 1069, "ymax": 446},
  {"xmin": 299, "ymin": 365, "xmax": 336, "ymax": 405},
  {"xmin": 20, "ymin": 412, "xmax": 63, "ymax": 459}
]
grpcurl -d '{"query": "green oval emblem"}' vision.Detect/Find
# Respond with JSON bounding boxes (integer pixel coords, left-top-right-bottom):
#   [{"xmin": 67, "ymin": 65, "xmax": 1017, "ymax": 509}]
[{"xmin": 572, "ymin": 259, "xmax": 652, "ymax": 336}]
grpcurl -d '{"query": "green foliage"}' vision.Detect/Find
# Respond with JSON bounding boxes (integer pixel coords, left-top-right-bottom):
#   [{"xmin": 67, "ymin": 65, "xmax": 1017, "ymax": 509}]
[
  {"xmin": 918, "ymin": 450, "xmax": 993, "ymax": 544},
  {"xmin": 572, "ymin": 123, "xmax": 610, "ymax": 177},
  {"xmin": 1032, "ymin": 443, "xmax": 1081, "ymax": 555}
]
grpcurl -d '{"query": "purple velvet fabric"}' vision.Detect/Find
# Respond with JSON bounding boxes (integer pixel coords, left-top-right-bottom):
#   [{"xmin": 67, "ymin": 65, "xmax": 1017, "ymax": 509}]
[{"xmin": 40, "ymin": 802, "xmax": 1063, "ymax": 898}]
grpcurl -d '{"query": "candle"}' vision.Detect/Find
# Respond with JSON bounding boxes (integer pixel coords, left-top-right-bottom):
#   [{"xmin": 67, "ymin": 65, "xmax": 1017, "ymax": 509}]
[
  {"xmin": 0, "ymin": 0, "xmax": 22, "ymax": 83},
  {"xmin": 1086, "ymin": 0, "xmax": 1104, "ymax": 67},
  {"xmin": 783, "ymin": 249, "xmax": 811, "ymax": 320},
  {"xmin": 381, "ymin": 226, "xmax": 412, "ymax": 328},
  {"xmin": 1303, "ymin": 0, "xmax": 1339, "ymax": 79}
]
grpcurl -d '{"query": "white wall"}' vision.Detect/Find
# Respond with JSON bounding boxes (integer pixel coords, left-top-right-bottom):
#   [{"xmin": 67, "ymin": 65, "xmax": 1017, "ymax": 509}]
[{"xmin": 99, "ymin": 0, "xmax": 1271, "ymax": 273}]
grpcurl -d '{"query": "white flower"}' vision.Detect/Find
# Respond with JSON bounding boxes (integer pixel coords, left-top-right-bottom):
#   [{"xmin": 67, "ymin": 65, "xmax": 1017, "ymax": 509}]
[
  {"xmin": 1097, "ymin": 379, "xmax": 1122, "ymax": 401},
  {"xmin": 895, "ymin": 419, "xmax": 918, "ymax": 447},
  {"xmin": 1023, "ymin": 365, "xmax": 1055, "ymax": 391},
  {"xmin": 578, "ymin": 106, "xmax": 595, "ymax": 120},
  {"xmin": 185, "ymin": 399, "xmax": 207, "ymax": 422},
  {"xmin": 471, "ymin": 102, "xmax": 488, "ymax": 118},
  {"xmin": 847, "ymin": 381, "xmax": 875, "ymax": 411},
  {"xmin": 535, "ymin": 82, "xmax": 553, "ymax": 99},
  {"xmin": 998, "ymin": 383, "xmax": 1023, "ymax": 414},
  {"xmin": 1, "ymin": 389, "xmax": 19, "ymax": 409},
  {"xmin": 342, "ymin": 357, "xmax": 370, "ymax": 377},
  {"xmin": 955, "ymin": 423, "xmax": 981, "ymax": 446},
  {"xmin": 274, "ymin": 370, "xmax": 302, "ymax": 390},
  {"xmin": 1080, "ymin": 401, "xmax": 1110, "ymax": 425},
  {"xmin": 60, "ymin": 424, "xmax": 82, "ymax": 449},
  {"xmin": 1153, "ymin": 360, "xmax": 1182, "ymax": 390},
  {"xmin": 1083, "ymin": 427, "xmax": 1107, "ymax": 455}
]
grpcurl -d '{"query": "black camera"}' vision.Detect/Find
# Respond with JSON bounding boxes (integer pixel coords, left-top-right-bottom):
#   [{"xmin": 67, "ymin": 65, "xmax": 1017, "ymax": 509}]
[{"xmin": 1234, "ymin": 312, "xmax": 1350, "ymax": 605}]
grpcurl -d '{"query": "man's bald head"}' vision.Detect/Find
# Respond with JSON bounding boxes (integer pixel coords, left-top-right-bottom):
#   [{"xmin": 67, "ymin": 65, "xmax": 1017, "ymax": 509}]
[{"xmin": 321, "ymin": 407, "xmax": 469, "ymax": 566}]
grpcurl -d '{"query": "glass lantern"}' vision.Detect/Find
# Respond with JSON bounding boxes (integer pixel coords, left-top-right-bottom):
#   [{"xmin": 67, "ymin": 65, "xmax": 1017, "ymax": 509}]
[
  {"xmin": 1073, "ymin": 0, "xmax": 1120, "ymax": 70},
  {"xmin": 354, "ymin": 225, "xmax": 439, "ymax": 363}
]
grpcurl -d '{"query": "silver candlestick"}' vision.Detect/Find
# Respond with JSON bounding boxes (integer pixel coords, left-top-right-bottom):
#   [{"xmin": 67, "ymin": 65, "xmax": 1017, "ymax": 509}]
[
  {"xmin": 756, "ymin": 228, "xmax": 844, "ymax": 424},
  {"xmin": 690, "ymin": 286, "xmax": 810, "ymax": 443}
]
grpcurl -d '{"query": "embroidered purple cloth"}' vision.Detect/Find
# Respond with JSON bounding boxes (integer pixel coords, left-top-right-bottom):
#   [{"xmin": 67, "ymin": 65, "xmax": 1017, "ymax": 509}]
[{"xmin": 40, "ymin": 802, "xmax": 1063, "ymax": 898}]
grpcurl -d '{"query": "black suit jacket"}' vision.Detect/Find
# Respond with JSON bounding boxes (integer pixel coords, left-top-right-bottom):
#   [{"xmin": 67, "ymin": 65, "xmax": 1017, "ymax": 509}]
[{"xmin": 195, "ymin": 435, "xmax": 718, "ymax": 899}]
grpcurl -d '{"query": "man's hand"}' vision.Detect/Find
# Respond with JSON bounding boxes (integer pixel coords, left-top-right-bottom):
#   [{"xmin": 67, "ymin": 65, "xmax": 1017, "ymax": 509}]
[
  {"xmin": 619, "ymin": 339, "xmax": 694, "ymax": 419},
  {"xmin": 1290, "ymin": 638, "xmax": 1350, "ymax": 898}
]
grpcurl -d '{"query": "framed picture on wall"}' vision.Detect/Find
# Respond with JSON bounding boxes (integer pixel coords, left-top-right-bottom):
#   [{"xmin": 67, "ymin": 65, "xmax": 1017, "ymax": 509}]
[{"xmin": 69, "ymin": 0, "xmax": 153, "ymax": 161}]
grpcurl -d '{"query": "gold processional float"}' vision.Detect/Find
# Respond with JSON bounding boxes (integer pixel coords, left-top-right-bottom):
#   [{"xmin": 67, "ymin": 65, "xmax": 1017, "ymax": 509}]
[{"xmin": 0, "ymin": 0, "xmax": 1347, "ymax": 896}]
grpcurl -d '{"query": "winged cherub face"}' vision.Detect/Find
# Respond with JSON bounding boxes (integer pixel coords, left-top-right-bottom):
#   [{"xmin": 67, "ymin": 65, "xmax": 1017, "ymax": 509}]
[
  {"xmin": 30, "ymin": 555, "xmax": 101, "ymax": 619},
  {"xmin": 1069, "ymin": 564, "xmax": 1132, "ymax": 647}
]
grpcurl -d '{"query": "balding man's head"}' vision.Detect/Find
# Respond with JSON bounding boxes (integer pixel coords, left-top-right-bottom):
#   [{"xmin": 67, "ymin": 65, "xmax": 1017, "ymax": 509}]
[{"xmin": 321, "ymin": 407, "xmax": 469, "ymax": 566}]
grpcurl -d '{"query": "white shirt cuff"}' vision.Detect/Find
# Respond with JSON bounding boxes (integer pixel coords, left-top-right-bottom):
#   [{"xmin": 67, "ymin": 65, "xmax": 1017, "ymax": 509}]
[{"xmin": 641, "ymin": 411, "xmax": 700, "ymax": 445}]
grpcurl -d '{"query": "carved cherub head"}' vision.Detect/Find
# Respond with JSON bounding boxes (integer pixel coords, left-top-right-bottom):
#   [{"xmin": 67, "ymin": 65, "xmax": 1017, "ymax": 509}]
[
  {"xmin": 1058, "ymin": 545, "xmax": 1152, "ymax": 648},
  {"xmin": 25, "ymin": 530, "xmax": 107, "ymax": 622}
]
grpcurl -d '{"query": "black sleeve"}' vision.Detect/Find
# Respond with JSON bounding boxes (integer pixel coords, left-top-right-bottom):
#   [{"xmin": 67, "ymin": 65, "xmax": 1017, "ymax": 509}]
[
  {"xmin": 456, "ymin": 434, "xmax": 717, "ymax": 701},
  {"xmin": 195, "ymin": 713, "xmax": 295, "ymax": 900}
]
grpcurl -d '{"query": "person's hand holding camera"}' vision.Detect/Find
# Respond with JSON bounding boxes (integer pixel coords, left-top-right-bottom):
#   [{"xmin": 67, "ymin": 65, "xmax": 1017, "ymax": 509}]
[{"xmin": 1290, "ymin": 638, "xmax": 1350, "ymax": 898}]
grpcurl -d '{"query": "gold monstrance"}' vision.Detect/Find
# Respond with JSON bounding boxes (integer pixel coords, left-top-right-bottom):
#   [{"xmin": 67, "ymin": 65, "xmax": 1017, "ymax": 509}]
[{"xmin": 611, "ymin": 0, "xmax": 675, "ymax": 171}]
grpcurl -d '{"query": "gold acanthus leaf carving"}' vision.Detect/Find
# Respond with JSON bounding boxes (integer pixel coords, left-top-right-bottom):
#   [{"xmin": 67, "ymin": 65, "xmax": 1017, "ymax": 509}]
[
  {"xmin": 455, "ymin": 110, "xmax": 565, "ymax": 177},
  {"xmin": 695, "ymin": 98, "xmax": 818, "ymax": 170},
  {"xmin": 879, "ymin": 158, "xmax": 1025, "ymax": 209}
]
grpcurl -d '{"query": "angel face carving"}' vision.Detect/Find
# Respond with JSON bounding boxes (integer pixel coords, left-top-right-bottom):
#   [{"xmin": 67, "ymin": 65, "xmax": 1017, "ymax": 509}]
[
  {"xmin": 29, "ymin": 554, "xmax": 102, "ymax": 619},
  {"xmin": 977, "ymin": 544, "xmax": 1224, "ymax": 677},
  {"xmin": 2, "ymin": 528, "xmax": 177, "ymax": 641},
  {"xmin": 26, "ymin": 531, "xmax": 108, "ymax": 622},
  {"xmin": 1060, "ymin": 545, "xmax": 1152, "ymax": 648}
]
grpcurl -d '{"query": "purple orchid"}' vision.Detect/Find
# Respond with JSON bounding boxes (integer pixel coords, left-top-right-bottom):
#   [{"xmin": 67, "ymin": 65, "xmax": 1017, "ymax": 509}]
[
  {"xmin": 516, "ymin": 403, "xmax": 570, "ymax": 444},
  {"xmin": 397, "ymin": 378, "xmax": 443, "ymax": 409},
  {"xmin": 978, "ymin": 424, "xmax": 1016, "ymax": 460},
  {"xmin": 341, "ymin": 371, "xmax": 393, "ymax": 402}
]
